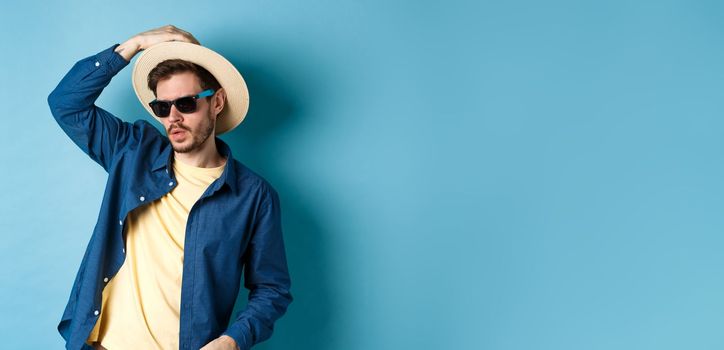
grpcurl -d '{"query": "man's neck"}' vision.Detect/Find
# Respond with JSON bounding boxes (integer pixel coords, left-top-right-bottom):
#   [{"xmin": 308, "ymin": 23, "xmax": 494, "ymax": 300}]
[{"xmin": 173, "ymin": 138, "xmax": 227, "ymax": 168}]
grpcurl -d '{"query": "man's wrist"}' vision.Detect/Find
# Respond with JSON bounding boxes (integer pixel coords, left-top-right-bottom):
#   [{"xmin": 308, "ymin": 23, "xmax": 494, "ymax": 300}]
[
  {"xmin": 114, "ymin": 37, "xmax": 141, "ymax": 62},
  {"xmin": 219, "ymin": 335, "xmax": 240, "ymax": 350}
]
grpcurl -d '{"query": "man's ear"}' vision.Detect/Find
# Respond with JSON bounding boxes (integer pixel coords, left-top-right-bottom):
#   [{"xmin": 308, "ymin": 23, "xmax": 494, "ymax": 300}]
[{"xmin": 212, "ymin": 88, "xmax": 226, "ymax": 118}]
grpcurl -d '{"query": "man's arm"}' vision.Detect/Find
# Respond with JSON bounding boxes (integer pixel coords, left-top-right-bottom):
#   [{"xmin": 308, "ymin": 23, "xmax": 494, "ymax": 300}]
[
  {"xmin": 47, "ymin": 43, "xmax": 134, "ymax": 171},
  {"xmin": 220, "ymin": 184, "xmax": 294, "ymax": 350},
  {"xmin": 47, "ymin": 25, "xmax": 200, "ymax": 171}
]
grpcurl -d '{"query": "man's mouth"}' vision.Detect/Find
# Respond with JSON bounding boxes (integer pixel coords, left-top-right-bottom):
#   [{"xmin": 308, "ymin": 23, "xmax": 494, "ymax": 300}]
[
  {"xmin": 170, "ymin": 128, "xmax": 187, "ymax": 140},
  {"xmin": 170, "ymin": 127, "xmax": 186, "ymax": 135}
]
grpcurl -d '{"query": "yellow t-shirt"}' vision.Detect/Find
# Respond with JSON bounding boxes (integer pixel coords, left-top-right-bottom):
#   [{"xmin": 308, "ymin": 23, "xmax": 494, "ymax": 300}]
[{"xmin": 86, "ymin": 156, "xmax": 226, "ymax": 350}]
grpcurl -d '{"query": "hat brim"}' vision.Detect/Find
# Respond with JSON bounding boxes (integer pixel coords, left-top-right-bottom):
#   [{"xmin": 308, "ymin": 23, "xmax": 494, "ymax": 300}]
[{"xmin": 131, "ymin": 41, "xmax": 249, "ymax": 135}]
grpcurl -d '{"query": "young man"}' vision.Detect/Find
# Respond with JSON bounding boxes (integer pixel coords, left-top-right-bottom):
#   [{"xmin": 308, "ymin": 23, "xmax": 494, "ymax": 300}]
[{"xmin": 47, "ymin": 25, "xmax": 292, "ymax": 350}]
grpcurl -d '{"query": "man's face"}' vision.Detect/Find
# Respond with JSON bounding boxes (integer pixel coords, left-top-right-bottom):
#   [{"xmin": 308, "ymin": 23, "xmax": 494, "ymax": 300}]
[{"xmin": 156, "ymin": 72, "xmax": 216, "ymax": 154}]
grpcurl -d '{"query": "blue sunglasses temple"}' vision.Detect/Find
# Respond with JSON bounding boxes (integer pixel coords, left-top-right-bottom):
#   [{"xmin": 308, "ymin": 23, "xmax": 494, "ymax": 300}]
[{"xmin": 195, "ymin": 89, "xmax": 215, "ymax": 98}]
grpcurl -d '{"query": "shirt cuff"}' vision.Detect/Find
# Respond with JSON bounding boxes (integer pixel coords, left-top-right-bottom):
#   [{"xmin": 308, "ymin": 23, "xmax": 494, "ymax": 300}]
[{"xmin": 94, "ymin": 43, "xmax": 130, "ymax": 76}]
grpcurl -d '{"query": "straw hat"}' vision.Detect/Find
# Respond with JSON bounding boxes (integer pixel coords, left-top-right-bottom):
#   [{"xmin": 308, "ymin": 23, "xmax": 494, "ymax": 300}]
[{"xmin": 131, "ymin": 41, "xmax": 249, "ymax": 135}]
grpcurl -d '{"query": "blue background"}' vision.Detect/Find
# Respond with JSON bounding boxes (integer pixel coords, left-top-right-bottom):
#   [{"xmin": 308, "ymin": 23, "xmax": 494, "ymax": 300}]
[{"xmin": 2, "ymin": 0, "xmax": 724, "ymax": 349}]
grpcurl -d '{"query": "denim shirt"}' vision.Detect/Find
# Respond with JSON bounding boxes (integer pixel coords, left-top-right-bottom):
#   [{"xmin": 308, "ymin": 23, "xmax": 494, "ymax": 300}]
[{"xmin": 47, "ymin": 44, "xmax": 292, "ymax": 350}]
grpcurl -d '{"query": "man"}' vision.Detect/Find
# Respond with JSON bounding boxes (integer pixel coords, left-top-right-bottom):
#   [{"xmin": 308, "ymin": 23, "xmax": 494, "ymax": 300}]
[{"xmin": 47, "ymin": 25, "xmax": 293, "ymax": 350}]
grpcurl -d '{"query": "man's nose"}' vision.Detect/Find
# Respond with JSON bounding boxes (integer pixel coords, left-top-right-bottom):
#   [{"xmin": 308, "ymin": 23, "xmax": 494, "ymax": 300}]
[{"xmin": 167, "ymin": 105, "xmax": 184, "ymax": 122}]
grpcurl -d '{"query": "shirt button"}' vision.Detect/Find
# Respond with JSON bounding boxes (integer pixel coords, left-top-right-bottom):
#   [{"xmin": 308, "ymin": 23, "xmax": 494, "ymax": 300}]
[
  {"xmin": 119, "ymin": 220, "xmax": 123, "ymax": 226},
  {"xmin": 95, "ymin": 61, "xmax": 100, "ymax": 67},
  {"xmin": 169, "ymin": 181, "xmax": 174, "ymax": 186},
  {"xmin": 103, "ymin": 277, "xmax": 109, "ymax": 283},
  {"xmin": 94, "ymin": 310, "xmax": 99, "ymax": 316},
  {"xmin": 139, "ymin": 196, "xmax": 145, "ymax": 201},
  {"xmin": 122, "ymin": 248, "xmax": 126, "ymax": 254}
]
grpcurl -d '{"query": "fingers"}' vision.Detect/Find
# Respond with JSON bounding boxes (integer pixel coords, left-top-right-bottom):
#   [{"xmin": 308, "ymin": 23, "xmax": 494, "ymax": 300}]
[
  {"xmin": 162, "ymin": 25, "xmax": 199, "ymax": 45},
  {"xmin": 172, "ymin": 26, "xmax": 200, "ymax": 45},
  {"xmin": 136, "ymin": 25, "xmax": 200, "ymax": 49}
]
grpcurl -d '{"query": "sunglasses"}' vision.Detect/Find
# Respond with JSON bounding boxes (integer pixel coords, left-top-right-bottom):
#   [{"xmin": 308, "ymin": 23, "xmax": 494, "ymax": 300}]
[{"xmin": 149, "ymin": 89, "xmax": 215, "ymax": 118}]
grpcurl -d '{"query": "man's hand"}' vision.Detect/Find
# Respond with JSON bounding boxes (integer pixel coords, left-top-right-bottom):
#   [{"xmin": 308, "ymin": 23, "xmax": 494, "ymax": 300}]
[
  {"xmin": 114, "ymin": 24, "xmax": 200, "ymax": 62},
  {"xmin": 199, "ymin": 335, "xmax": 240, "ymax": 350}
]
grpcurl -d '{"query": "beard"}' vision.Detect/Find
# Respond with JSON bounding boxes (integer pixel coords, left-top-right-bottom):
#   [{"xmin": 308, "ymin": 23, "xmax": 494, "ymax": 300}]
[{"xmin": 168, "ymin": 113, "xmax": 215, "ymax": 153}]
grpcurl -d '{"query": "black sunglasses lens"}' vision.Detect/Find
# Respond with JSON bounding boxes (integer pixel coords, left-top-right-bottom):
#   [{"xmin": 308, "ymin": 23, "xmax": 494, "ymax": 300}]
[
  {"xmin": 175, "ymin": 97, "xmax": 197, "ymax": 113},
  {"xmin": 150, "ymin": 95, "xmax": 201, "ymax": 117},
  {"xmin": 150, "ymin": 101, "xmax": 171, "ymax": 118}
]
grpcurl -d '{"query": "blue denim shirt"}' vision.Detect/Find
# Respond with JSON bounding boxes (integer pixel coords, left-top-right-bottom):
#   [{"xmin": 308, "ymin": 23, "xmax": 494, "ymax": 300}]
[{"xmin": 47, "ymin": 44, "xmax": 292, "ymax": 350}]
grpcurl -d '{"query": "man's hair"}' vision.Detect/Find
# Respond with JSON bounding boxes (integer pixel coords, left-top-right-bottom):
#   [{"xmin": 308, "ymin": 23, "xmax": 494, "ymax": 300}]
[{"xmin": 147, "ymin": 59, "xmax": 222, "ymax": 97}]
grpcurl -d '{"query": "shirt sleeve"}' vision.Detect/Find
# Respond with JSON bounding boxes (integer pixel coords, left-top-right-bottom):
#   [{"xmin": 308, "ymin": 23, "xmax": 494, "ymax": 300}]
[
  {"xmin": 221, "ymin": 184, "xmax": 294, "ymax": 350},
  {"xmin": 47, "ymin": 43, "xmax": 133, "ymax": 172}
]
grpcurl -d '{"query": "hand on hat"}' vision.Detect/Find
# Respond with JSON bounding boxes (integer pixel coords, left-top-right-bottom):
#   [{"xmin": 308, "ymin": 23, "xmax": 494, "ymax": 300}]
[{"xmin": 115, "ymin": 25, "xmax": 200, "ymax": 62}]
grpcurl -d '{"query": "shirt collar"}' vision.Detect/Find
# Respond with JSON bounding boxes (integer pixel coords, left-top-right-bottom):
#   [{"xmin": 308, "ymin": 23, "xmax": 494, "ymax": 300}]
[{"xmin": 151, "ymin": 137, "xmax": 239, "ymax": 193}]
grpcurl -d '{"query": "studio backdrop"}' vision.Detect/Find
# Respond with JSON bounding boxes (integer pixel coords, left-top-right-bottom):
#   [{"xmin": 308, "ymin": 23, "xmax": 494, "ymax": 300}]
[{"xmin": 2, "ymin": 1, "xmax": 724, "ymax": 349}]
